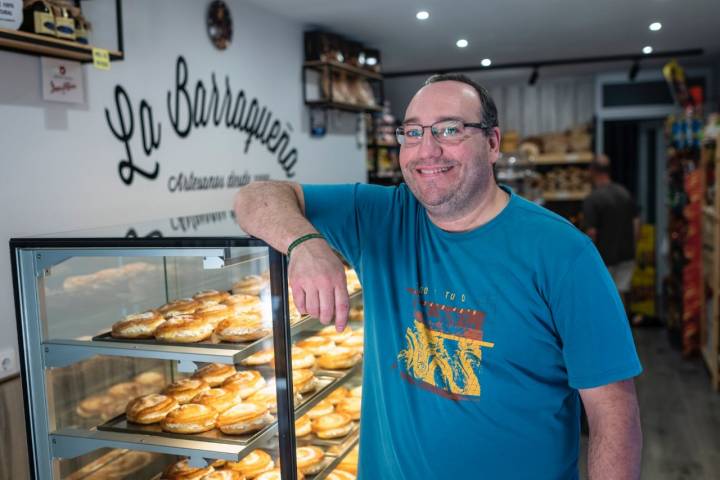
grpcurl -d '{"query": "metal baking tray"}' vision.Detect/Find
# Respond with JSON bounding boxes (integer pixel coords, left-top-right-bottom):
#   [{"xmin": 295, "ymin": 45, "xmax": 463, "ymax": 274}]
[{"xmin": 96, "ymin": 366, "xmax": 360, "ymax": 448}]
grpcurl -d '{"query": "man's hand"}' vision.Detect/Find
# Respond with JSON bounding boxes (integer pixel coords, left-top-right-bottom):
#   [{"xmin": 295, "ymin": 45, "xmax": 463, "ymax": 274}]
[{"xmin": 288, "ymin": 238, "xmax": 351, "ymax": 331}]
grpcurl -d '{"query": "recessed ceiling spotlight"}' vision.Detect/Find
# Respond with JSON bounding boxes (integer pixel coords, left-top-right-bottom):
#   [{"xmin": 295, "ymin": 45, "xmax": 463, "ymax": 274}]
[
  {"xmin": 416, "ymin": 11, "xmax": 429, "ymax": 20},
  {"xmin": 481, "ymin": 58, "xmax": 492, "ymax": 67},
  {"xmin": 456, "ymin": 39, "xmax": 468, "ymax": 48},
  {"xmin": 649, "ymin": 22, "xmax": 662, "ymax": 31},
  {"xmin": 642, "ymin": 46, "xmax": 653, "ymax": 54}
]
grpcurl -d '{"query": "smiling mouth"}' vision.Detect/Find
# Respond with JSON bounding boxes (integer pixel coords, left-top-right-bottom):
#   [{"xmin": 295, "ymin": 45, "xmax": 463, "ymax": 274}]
[{"xmin": 416, "ymin": 166, "xmax": 454, "ymax": 175}]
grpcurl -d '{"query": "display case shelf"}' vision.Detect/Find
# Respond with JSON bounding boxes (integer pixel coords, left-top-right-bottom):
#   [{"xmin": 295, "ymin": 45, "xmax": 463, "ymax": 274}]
[
  {"xmin": 530, "ymin": 152, "xmax": 594, "ymax": 165},
  {"xmin": 43, "ymin": 290, "xmax": 363, "ymax": 368},
  {"xmin": 541, "ymin": 191, "xmax": 589, "ymax": 201}
]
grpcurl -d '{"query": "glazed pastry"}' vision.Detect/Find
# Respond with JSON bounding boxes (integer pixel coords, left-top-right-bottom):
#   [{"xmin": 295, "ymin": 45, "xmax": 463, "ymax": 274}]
[
  {"xmin": 191, "ymin": 388, "xmax": 242, "ymax": 414},
  {"xmin": 296, "ymin": 336, "xmax": 335, "ymax": 356},
  {"xmin": 163, "ymin": 378, "xmax": 211, "ymax": 404},
  {"xmin": 292, "ymin": 369, "xmax": 318, "ymax": 394},
  {"xmin": 161, "ymin": 403, "xmax": 218, "ymax": 434},
  {"xmin": 216, "ymin": 402, "xmax": 273, "ymax": 435},
  {"xmin": 306, "ymin": 399, "xmax": 334, "ymax": 420},
  {"xmin": 223, "ymin": 449, "xmax": 274, "ymax": 477},
  {"xmin": 155, "ymin": 315, "xmax": 214, "ymax": 343},
  {"xmin": 200, "ymin": 471, "xmax": 244, "ymax": 480},
  {"xmin": 327, "ymin": 470, "xmax": 356, "ymax": 480},
  {"xmin": 336, "ymin": 445, "xmax": 358, "ymax": 475},
  {"xmin": 192, "ymin": 363, "xmax": 237, "ymax": 387},
  {"xmin": 133, "ymin": 371, "xmax": 166, "ymax": 392},
  {"xmin": 326, "ymin": 387, "xmax": 350, "ymax": 405},
  {"xmin": 247, "ymin": 382, "xmax": 302, "ymax": 414},
  {"xmin": 126, "ymin": 394, "xmax": 178, "ymax": 424},
  {"xmin": 223, "ymin": 294, "xmax": 263, "ymax": 315},
  {"xmin": 311, "ymin": 412, "xmax": 353, "ymax": 439},
  {"xmin": 296, "ymin": 446, "xmax": 325, "ymax": 475},
  {"xmin": 291, "ymin": 347, "xmax": 316, "ymax": 370},
  {"xmin": 295, "ymin": 414, "xmax": 312, "ymax": 437},
  {"xmin": 159, "ymin": 298, "xmax": 201, "ymax": 317},
  {"xmin": 232, "ymin": 275, "xmax": 269, "ymax": 296},
  {"xmin": 344, "ymin": 268, "xmax": 361, "ymax": 293},
  {"xmin": 317, "ymin": 346, "xmax": 361, "ymax": 370},
  {"xmin": 194, "ymin": 290, "xmax": 230, "ymax": 306},
  {"xmin": 76, "ymin": 394, "xmax": 115, "ymax": 419},
  {"xmin": 318, "ymin": 324, "xmax": 353, "ymax": 344},
  {"xmin": 111, "ymin": 311, "xmax": 165, "ymax": 339},
  {"xmin": 339, "ymin": 332, "xmax": 363, "ymax": 354},
  {"xmin": 222, "ymin": 370, "xmax": 266, "ymax": 399},
  {"xmin": 350, "ymin": 386, "xmax": 362, "ymax": 398},
  {"xmin": 254, "ymin": 469, "xmax": 304, "ymax": 480},
  {"xmin": 240, "ymin": 348, "xmax": 274, "ymax": 367},
  {"xmin": 161, "ymin": 459, "xmax": 214, "ymax": 480},
  {"xmin": 215, "ymin": 313, "xmax": 269, "ymax": 343},
  {"xmin": 107, "ymin": 382, "xmax": 144, "ymax": 401},
  {"xmin": 336, "ymin": 396, "xmax": 361, "ymax": 421},
  {"xmin": 83, "ymin": 451, "xmax": 153, "ymax": 480},
  {"xmin": 195, "ymin": 304, "xmax": 233, "ymax": 327}
]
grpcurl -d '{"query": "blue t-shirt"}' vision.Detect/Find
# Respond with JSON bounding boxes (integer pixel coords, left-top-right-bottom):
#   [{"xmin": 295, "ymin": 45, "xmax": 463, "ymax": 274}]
[{"xmin": 302, "ymin": 183, "xmax": 642, "ymax": 480}]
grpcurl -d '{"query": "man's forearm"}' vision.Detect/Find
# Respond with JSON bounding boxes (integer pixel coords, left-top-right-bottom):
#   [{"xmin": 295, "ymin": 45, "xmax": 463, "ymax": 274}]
[
  {"xmin": 588, "ymin": 421, "xmax": 642, "ymax": 479},
  {"xmin": 234, "ymin": 181, "xmax": 316, "ymax": 253}
]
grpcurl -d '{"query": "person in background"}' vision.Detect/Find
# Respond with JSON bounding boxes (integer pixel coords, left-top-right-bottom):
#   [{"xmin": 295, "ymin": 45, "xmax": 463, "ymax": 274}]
[
  {"xmin": 583, "ymin": 154, "xmax": 641, "ymax": 312},
  {"xmin": 234, "ymin": 74, "xmax": 642, "ymax": 479}
]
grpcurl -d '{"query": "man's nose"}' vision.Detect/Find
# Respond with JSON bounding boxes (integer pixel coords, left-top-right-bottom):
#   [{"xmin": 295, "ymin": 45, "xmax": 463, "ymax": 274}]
[{"xmin": 417, "ymin": 129, "xmax": 442, "ymax": 159}]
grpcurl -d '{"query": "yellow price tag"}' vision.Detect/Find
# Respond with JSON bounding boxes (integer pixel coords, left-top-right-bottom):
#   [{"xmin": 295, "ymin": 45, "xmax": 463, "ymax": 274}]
[{"xmin": 92, "ymin": 48, "xmax": 111, "ymax": 71}]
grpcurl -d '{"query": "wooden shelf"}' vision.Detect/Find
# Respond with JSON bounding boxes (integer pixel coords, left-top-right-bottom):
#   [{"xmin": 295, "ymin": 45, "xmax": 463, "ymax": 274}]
[
  {"xmin": 531, "ymin": 152, "xmax": 594, "ymax": 165},
  {"xmin": 305, "ymin": 100, "xmax": 382, "ymax": 113},
  {"xmin": 304, "ymin": 59, "xmax": 382, "ymax": 80},
  {"xmin": 0, "ymin": 28, "xmax": 123, "ymax": 63},
  {"xmin": 541, "ymin": 191, "xmax": 590, "ymax": 201}
]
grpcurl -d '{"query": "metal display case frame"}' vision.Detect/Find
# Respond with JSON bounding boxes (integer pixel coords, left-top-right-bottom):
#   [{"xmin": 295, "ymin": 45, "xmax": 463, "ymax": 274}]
[{"xmin": 9, "ymin": 227, "xmax": 306, "ymax": 479}]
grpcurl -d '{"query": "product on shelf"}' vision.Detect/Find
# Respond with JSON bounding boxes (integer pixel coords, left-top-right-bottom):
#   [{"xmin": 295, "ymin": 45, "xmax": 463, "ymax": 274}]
[
  {"xmin": 192, "ymin": 363, "xmax": 237, "ymax": 387},
  {"xmin": 223, "ymin": 449, "xmax": 274, "ymax": 477},
  {"xmin": 311, "ymin": 412, "xmax": 353, "ymax": 439},
  {"xmin": 20, "ymin": 0, "xmax": 55, "ymax": 37},
  {"xmin": 192, "ymin": 387, "xmax": 242, "ymax": 414},
  {"xmin": 336, "ymin": 396, "xmax": 361, "ymax": 420},
  {"xmin": 327, "ymin": 469, "xmax": 357, "ymax": 480},
  {"xmin": 215, "ymin": 312, "xmax": 269, "ymax": 342},
  {"xmin": 161, "ymin": 459, "xmax": 215, "ymax": 480},
  {"xmin": 125, "ymin": 394, "xmax": 179, "ymax": 425},
  {"xmin": 155, "ymin": 314, "xmax": 215, "ymax": 343},
  {"xmin": 317, "ymin": 346, "xmax": 361, "ymax": 370},
  {"xmin": 232, "ymin": 275, "xmax": 269, "ymax": 296},
  {"xmin": 111, "ymin": 311, "xmax": 166, "ymax": 339},
  {"xmin": 336, "ymin": 445, "xmax": 359, "ymax": 475},
  {"xmin": 51, "ymin": 0, "xmax": 75, "ymax": 40},
  {"xmin": 295, "ymin": 414, "xmax": 312, "ymax": 437},
  {"xmin": 306, "ymin": 399, "xmax": 334, "ymax": 420},
  {"xmin": 216, "ymin": 401, "xmax": 273, "ymax": 435},
  {"xmin": 222, "ymin": 369, "xmax": 267, "ymax": 399},
  {"xmin": 161, "ymin": 403, "xmax": 218, "ymax": 434},
  {"xmin": 296, "ymin": 446, "xmax": 325, "ymax": 475},
  {"xmin": 162, "ymin": 378, "xmax": 211, "ymax": 404}
]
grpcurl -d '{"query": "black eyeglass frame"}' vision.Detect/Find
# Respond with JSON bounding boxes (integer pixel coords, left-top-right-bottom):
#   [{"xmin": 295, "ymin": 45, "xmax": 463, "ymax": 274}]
[{"xmin": 395, "ymin": 121, "xmax": 496, "ymax": 145}]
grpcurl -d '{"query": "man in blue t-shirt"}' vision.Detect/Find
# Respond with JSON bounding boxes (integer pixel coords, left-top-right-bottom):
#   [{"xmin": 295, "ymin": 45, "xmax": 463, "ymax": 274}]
[{"xmin": 234, "ymin": 74, "xmax": 642, "ymax": 479}]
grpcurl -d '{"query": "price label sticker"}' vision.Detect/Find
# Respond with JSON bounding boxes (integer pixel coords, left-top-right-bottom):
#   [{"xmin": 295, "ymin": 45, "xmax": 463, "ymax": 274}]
[{"xmin": 92, "ymin": 48, "xmax": 111, "ymax": 70}]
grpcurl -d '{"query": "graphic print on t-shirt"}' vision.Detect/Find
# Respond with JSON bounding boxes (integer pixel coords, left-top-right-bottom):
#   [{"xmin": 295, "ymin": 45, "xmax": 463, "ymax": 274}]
[{"xmin": 397, "ymin": 288, "xmax": 494, "ymax": 399}]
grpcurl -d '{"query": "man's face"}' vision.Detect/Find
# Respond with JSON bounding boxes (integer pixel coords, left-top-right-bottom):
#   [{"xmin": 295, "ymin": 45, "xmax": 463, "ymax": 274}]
[{"xmin": 399, "ymin": 81, "xmax": 499, "ymax": 219}]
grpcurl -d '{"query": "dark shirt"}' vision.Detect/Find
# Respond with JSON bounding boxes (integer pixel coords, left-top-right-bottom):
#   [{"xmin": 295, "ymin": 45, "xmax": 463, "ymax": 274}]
[{"xmin": 583, "ymin": 182, "xmax": 637, "ymax": 266}]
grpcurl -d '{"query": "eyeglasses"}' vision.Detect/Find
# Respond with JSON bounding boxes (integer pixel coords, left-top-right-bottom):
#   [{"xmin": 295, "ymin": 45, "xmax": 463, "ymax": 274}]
[{"xmin": 395, "ymin": 120, "xmax": 493, "ymax": 146}]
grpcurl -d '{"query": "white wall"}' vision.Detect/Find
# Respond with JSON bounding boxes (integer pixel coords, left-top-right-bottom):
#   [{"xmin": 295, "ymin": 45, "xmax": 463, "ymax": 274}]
[{"xmin": 0, "ymin": 0, "xmax": 366, "ymax": 380}]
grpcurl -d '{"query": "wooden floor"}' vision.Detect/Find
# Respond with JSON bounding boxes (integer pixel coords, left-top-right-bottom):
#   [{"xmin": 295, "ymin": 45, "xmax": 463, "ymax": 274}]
[{"xmin": 580, "ymin": 327, "xmax": 720, "ymax": 480}]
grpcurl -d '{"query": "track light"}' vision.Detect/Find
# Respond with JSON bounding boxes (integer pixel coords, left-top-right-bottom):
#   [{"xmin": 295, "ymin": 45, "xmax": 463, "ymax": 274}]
[
  {"xmin": 528, "ymin": 67, "xmax": 539, "ymax": 86},
  {"xmin": 629, "ymin": 60, "xmax": 640, "ymax": 81}
]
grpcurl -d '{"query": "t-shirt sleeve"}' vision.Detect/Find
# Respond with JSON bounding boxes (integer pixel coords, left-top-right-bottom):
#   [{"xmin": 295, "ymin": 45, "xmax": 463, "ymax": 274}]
[
  {"xmin": 550, "ymin": 241, "xmax": 643, "ymax": 389},
  {"xmin": 301, "ymin": 184, "xmax": 363, "ymax": 267}
]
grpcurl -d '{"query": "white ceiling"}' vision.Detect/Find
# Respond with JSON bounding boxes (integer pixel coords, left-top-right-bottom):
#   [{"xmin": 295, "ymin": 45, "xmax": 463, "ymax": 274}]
[{"xmin": 244, "ymin": 0, "xmax": 719, "ymax": 76}]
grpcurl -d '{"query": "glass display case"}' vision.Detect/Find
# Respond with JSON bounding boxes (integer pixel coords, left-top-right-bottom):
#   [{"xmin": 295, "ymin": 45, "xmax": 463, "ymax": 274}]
[{"xmin": 10, "ymin": 211, "xmax": 363, "ymax": 480}]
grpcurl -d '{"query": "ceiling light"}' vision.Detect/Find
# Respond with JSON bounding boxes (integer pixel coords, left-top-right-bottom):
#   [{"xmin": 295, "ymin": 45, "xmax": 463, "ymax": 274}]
[
  {"xmin": 416, "ymin": 10, "xmax": 430, "ymax": 20},
  {"xmin": 456, "ymin": 39, "xmax": 468, "ymax": 48},
  {"xmin": 481, "ymin": 58, "xmax": 492, "ymax": 67},
  {"xmin": 642, "ymin": 46, "xmax": 653, "ymax": 54},
  {"xmin": 649, "ymin": 22, "xmax": 662, "ymax": 31}
]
